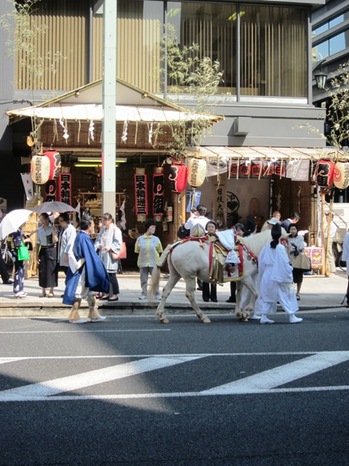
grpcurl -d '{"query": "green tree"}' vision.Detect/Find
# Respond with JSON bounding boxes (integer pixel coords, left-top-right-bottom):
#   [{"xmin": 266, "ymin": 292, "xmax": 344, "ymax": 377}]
[
  {"xmin": 326, "ymin": 61, "xmax": 349, "ymax": 150},
  {"xmin": 159, "ymin": 24, "xmax": 223, "ymax": 160},
  {"xmin": 1, "ymin": 0, "xmax": 65, "ymax": 148}
]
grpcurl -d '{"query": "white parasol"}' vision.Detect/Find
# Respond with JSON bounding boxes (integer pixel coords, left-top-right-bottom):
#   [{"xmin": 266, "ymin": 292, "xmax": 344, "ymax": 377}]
[
  {"xmin": 0, "ymin": 209, "xmax": 34, "ymax": 239},
  {"xmin": 33, "ymin": 201, "xmax": 75, "ymax": 214}
]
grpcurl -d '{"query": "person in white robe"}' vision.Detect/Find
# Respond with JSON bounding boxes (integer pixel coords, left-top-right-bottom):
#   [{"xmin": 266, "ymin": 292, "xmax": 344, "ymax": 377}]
[
  {"xmin": 256, "ymin": 223, "xmax": 302, "ymax": 324},
  {"xmin": 341, "ymin": 229, "xmax": 349, "ymax": 307}
]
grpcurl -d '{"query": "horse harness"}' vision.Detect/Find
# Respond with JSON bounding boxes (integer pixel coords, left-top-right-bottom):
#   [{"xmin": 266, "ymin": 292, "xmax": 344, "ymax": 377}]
[{"xmin": 167, "ymin": 234, "xmax": 259, "ymax": 285}]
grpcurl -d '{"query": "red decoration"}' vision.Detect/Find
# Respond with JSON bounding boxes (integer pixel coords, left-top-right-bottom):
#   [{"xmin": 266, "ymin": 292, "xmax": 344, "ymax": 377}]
[
  {"xmin": 134, "ymin": 168, "xmax": 148, "ymax": 221},
  {"xmin": 44, "ymin": 150, "xmax": 61, "ymax": 180},
  {"xmin": 229, "ymin": 162, "xmax": 239, "ymax": 178},
  {"xmin": 239, "ymin": 163, "xmax": 251, "ymax": 178},
  {"xmin": 262, "ymin": 162, "xmax": 275, "ymax": 177},
  {"xmin": 58, "ymin": 172, "xmax": 72, "ymax": 204},
  {"xmin": 169, "ymin": 164, "xmax": 187, "ymax": 193},
  {"xmin": 152, "ymin": 167, "xmax": 164, "ymax": 220},
  {"xmin": 44, "ymin": 180, "xmax": 57, "ymax": 202},
  {"xmin": 274, "ymin": 162, "xmax": 286, "ymax": 178},
  {"xmin": 251, "ymin": 162, "xmax": 262, "ymax": 178},
  {"xmin": 314, "ymin": 159, "xmax": 335, "ymax": 188}
]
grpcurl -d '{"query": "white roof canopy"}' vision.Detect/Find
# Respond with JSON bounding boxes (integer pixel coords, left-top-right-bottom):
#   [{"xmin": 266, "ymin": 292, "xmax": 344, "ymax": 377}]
[
  {"xmin": 7, "ymin": 79, "xmax": 222, "ymax": 125},
  {"xmin": 200, "ymin": 145, "xmax": 348, "ymax": 161},
  {"xmin": 7, "ymin": 103, "xmax": 219, "ymax": 123}
]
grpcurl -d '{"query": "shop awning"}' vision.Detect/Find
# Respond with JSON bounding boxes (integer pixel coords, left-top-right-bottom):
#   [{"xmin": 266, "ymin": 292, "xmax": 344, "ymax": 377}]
[
  {"xmin": 199, "ymin": 146, "xmax": 348, "ymax": 161},
  {"xmin": 7, "ymin": 103, "xmax": 221, "ymax": 124},
  {"xmin": 6, "ymin": 78, "xmax": 222, "ymax": 126}
]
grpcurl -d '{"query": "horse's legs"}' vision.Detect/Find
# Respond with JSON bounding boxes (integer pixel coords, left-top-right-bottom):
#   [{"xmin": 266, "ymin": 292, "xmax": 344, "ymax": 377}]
[
  {"xmin": 185, "ymin": 278, "xmax": 211, "ymax": 324},
  {"xmin": 236, "ymin": 275, "xmax": 258, "ymax": 321},
  {"xmin": 156, "ymin": 272, "xmax": 181, "ymax": 324},
  {"xmin": 234, "ymin": 281, "xmax": 245, "ymax": 320}
]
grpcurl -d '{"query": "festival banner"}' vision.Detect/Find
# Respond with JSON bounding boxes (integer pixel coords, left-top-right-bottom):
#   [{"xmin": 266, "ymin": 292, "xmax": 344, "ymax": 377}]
[
  {"xmin": 152, "ymin": 167, "xmax": 164, "ymax": 221},
  {"xmin": 134, "ymin": 168, "xmax": 148, "ymax": 222},
  {"xmin": 58, "ymin": 172, "xmax": 72, "ymax": 204},
  {"xmin": 20, "ymin": 173, "xmax": 34, "ymax": 200}
]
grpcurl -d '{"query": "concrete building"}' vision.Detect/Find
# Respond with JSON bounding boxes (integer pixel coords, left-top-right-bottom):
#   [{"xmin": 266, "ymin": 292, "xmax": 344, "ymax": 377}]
[{"xmin": 0, "ymin": 0, "xmax": 331, "ymax": 266}]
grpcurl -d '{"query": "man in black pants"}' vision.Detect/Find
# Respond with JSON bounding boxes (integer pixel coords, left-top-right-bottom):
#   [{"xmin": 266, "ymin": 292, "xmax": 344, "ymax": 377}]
[
  {"xmin": 0, "ymin": 209, "xmax": 13, "ymax": 285},
  {"xmin": 0, "ymin": 250, "xmax": 13, "ymax": 284}
]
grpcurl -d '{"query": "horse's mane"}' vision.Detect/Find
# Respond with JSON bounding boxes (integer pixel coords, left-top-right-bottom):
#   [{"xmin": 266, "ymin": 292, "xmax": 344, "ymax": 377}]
[{"xmin": 240, "ymin": 230, "xmax": 271, "ymax": 256}]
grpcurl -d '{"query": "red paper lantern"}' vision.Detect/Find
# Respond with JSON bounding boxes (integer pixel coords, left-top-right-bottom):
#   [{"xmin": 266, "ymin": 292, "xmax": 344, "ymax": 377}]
[
  {"xmin": 152, "ymin": 167, "xmax": 164, "ymax": 221},
  {"xmin": 262, "ymin": 162, "xmax": 275, "ymax": 177},
  {"xmin": 229, "ymin": 161, "xmax": 239, "ymax": 178},
  {"xmin": 314, "ymin": 159, "xmax": 335, "ymax": 188},
  {"xmin": 239, "ymin": 162, "xmax": 251, "ymax": 178},
  {"xmin": 134, "ymin": 168, "xmax": 148, "ymax": 222},
  {"xmin": 251, "ymin": 162, "xmax": 262, "ymax": 178},
  {"xmin": 274, "ymin": 162, "xmax": 286, "ymax": 178},
  {"xmin": 44, "ymin": 150, "xmax": 61, "ymax": 180},
  {"xmin": 169, "ymin": 163, "xmax": 187, "ymax": 193},
  {"xmin": 30, "ymin": 154, "xmax": 50, "ymax": 185}
]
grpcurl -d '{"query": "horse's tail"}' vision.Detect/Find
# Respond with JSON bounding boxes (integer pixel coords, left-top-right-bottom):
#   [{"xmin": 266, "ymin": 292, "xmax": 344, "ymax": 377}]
[{"xmin": 149, "ymin": 265, "xmax": 161, "ymax": 302}]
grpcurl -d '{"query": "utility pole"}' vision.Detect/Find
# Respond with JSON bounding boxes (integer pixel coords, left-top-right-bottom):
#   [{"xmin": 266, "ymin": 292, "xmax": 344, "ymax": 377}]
[{"xmin": 102, "ymin": 0, "xmax": 117, "ymax": 216}]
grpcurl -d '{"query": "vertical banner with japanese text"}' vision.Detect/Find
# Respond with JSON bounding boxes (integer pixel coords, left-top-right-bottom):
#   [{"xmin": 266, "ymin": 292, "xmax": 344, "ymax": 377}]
[
  {"xmin": 152, "ymin": 167, "xmax": 164, "ymax": 221},
  {"xmin": 134, "ymin": 168, "xmax": 148, "ymax": 222}
]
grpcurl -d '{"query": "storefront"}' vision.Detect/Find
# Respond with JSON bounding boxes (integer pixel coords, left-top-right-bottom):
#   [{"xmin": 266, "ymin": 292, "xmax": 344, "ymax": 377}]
[{"xmin": 7, "ymin": 79, "xmax": 345, "ymax": 272}]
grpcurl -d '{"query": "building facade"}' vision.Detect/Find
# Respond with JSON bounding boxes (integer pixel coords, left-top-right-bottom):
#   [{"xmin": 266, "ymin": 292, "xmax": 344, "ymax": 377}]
[{"xmin": 0, "ymin": 0, "xmax": 327, "ymax": 261}]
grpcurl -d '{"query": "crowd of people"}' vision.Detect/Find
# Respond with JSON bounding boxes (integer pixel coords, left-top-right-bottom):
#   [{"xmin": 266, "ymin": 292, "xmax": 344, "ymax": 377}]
[{"xmin": 0, "ymin": 202, "xmax": 342, "ymax": 324}]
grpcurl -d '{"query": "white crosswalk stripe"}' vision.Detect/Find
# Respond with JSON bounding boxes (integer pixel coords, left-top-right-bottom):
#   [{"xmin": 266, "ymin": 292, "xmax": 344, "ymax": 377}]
[
  {"xmin": 201, "ymin": 351, "xmax": 349, "ymax": 395},
  {"xmin": 0, "ymin": 352, "xmax": 349, "ymax": 402},
  {"xmin": 0, "ymin": 356, "xmax": 204, "ymax": 401}
]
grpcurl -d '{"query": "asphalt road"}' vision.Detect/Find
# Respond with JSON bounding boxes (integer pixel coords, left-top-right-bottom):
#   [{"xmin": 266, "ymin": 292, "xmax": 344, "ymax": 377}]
[{"xmin": 0, "ymin": 310, "xmax": 349, "ymax": 466}]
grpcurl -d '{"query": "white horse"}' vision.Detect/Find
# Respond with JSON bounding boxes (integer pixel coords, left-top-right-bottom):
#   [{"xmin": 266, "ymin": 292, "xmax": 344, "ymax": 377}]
[{"xmin": 150, "ymin": 229, "xmax": 273, "ymax": 324}]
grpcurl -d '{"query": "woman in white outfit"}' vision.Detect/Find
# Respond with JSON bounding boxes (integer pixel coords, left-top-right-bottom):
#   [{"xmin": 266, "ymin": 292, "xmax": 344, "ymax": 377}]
[
  {"xmin": 341, "ymin": 230, "xmax": 349, "ymax": 307},
  {"xmin": 256, "ymin": 223, "xmax": 303, "ymax": 324},
  {"xmin": 95, "ymin": 212, "xmax": 122, "ymax": 301}
]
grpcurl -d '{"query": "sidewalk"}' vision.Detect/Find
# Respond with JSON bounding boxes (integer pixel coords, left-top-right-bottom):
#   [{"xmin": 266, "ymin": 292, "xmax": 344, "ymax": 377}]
[{"xmin": 0, "ymin": 269, "xmax": 347, "ymax": 317}]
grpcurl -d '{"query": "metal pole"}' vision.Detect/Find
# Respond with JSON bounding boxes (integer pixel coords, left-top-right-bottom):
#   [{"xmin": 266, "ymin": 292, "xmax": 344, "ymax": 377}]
[{"xmin": 102, "ymin": 0, "xmax": 117, "ymax": 217}]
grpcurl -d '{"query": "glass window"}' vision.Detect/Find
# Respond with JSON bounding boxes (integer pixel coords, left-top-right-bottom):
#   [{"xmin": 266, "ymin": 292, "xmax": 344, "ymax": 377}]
[
  {"xmin": 313, "ymin": 30, "xmax": 349, "ymax": 60},
  {"xmin": 167, "ymin": 2, "xmax": 237, "ymax": 94},
  {"xmin": 330, "ymin": 31, "xmax": 348, "ymax": 55},
  {"xmin": 329, "ymin": 14, "xmax": 344, "ymax": 28},
  {"xmin": 313, "ymin": 23, "xmax": 328, "ymax": 36},
  {"xmin": 240, "ymin": 6, "xmax": 307, "ymax": 97}
]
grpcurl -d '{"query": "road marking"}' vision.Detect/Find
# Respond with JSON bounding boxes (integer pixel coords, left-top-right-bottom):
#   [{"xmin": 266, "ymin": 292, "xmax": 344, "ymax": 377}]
[
  {"xmin": 0, "ymin": 356, "xmax": 204, "ymax": 401},
  {"xmin": 0, "ymin": 329, "xmax": 170, "ymax": 334},
  {"xmin": 201, "ymin": 351, "xmax": 349, "ymax": 394},
  {"xmin": 0, "ymin": 358, "xmax": 26, "ymax": 365},
  {"xmin": 0, "ymin": 352, "xmax": 349, "ymax": 402}
]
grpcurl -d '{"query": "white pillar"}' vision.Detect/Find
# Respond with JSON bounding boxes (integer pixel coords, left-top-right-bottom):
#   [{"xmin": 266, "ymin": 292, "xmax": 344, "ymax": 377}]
[{"xmin": 102, "ymin": 0, "xmax": 117, "ymax": 217}]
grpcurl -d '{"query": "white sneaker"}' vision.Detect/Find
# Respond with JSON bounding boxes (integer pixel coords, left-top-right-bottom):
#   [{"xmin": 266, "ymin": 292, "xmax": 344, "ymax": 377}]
[
  {"xmin": 14, "ymin": 292, "xmax": 27, "ymax": 299},
  {"xmin": 91, "ymin": 316, "xmax": 106, "ymax": 323},
  {"xmin": 260, "ymin": 315, "xmax": 275, "ymax": 324},
  {"xmin": 139, "ymin": 295, "xmax": 146, "ymax": 301},
  {"xmin": 289, "ymin": 314, "xmax": 303, "ymax": 324},
  {"xmin": 70, "ymin": 318, "xmax": 91, "ymax": 324}
]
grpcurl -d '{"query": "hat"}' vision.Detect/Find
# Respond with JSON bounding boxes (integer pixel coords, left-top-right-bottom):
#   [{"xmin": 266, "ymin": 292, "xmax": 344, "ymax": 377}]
[{"xmin": 267, "ymin": 217, "xmax": 281, "ymax": 226}]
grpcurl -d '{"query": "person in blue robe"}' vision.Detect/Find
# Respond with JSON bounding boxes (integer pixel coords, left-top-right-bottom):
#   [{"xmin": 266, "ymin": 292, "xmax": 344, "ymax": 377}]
[{"xmin": 63, "ymin": 217, "xmax": 110, "ymax": 324}]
